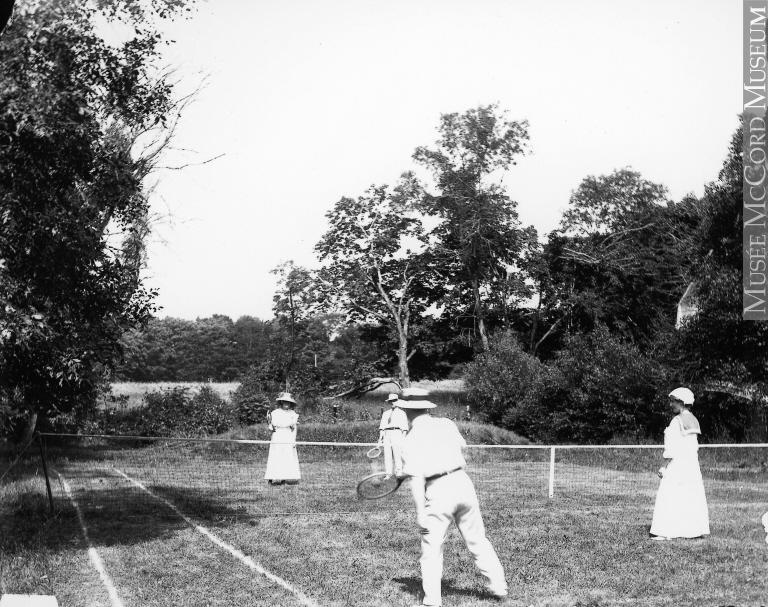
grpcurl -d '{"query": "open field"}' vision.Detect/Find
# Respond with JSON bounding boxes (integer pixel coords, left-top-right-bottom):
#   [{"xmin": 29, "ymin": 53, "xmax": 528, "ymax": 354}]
[
  {"xmin": 2, "ymin": 437, "xmax": 767, "ymax": 606},
  {"xmin": 107, "ymin": 382, "xmax": 241, "ymax": 410}
]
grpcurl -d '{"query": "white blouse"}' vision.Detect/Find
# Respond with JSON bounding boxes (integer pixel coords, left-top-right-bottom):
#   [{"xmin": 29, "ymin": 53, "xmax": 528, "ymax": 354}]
[
  {"xmin": 662, "ymin": 414, "xmax": 700, "ymax": 460},
  {"xmin": 270, "ymin": 408, "xmax": 298, "ymax": 429}
]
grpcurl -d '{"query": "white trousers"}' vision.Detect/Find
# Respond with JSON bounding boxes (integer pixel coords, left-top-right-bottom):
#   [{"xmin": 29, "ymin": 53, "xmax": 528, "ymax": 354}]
[
  {"xmin": 382, "ymin": 430, "xmax": 404, "ymax": 475},
  {"xmin": 420, "ymin": 470, "xmax": 507, "ymax": 606}
]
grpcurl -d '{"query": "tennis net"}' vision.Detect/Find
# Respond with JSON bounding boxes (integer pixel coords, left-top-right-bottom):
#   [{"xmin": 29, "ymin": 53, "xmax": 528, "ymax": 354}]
[{"xmin": 33, "ymin": 434, "xmax": 768, "ymax": 519}]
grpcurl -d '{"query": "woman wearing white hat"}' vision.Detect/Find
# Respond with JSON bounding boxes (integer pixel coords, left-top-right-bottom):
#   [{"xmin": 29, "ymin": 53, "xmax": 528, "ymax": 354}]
[
  {"xmin": 650, "ymin": 387, "xmax": 709, "ymax": 540},
  {"xmin": 264, "ymin": 392, "xmax": 301, "ymax": 485}
]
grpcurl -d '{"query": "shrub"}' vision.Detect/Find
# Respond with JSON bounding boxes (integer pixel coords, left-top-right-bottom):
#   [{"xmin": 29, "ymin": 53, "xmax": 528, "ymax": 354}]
[
  {"xmin": 190, "ymin": 386, "xmax": 236, "ymax": 435},
  {"xmin": 95, "ymin": 386, "xmax": 237, "ymax": 437},
  {"xmin": 465, "ymin": 328, "xmax": 669, "ymax": 443},
  {"xmin": 520, "ymin": 328, "xmax": 669, "ymax": 443},
  {"xmin": 232, "ymin": 362, "xmax": 330, "ymax": 426},
  {"xmin": 464, "ymin": 332, "xmax": 544, "ymax": 426},
  {"xmin": 231, "ymin": 375, "xmax": 273, "ymax": 427}
]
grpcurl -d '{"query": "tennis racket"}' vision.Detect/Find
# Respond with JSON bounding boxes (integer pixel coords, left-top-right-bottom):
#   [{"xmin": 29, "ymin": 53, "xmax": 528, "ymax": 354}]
[
  {"xmin": 366, "ymin": 446, "xmax": 382, "ymax": 459},
  {"xmin": 356, "ymin": 472, "xmax": 404, "ymax": 500}
]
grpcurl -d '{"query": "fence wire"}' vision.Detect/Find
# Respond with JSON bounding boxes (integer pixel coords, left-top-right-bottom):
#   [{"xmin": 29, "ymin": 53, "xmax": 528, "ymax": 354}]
[{"xmin": 37, "ymin": 434, "xmax": 768, "ymax": 521}]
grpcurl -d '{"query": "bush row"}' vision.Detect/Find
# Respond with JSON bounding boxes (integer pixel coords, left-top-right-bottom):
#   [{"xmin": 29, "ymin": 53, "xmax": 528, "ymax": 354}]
[
  {"xmin": 464, "ymin": 329, "xmax": 767, "ymax": 443},
  {"xmin": 49, "ymin": 384, "xmax": 529, "ymax": 445},
  {"xmin": 80, "ymin": 385, "xmax": 367, "ymax": 437},
  {"xmin": 465, "ymin": 329, "xmax": 669, "ymax": 443}
]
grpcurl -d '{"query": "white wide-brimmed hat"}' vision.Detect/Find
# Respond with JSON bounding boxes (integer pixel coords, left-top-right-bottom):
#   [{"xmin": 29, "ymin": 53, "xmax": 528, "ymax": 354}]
[
  {"xmin": 396, "ymin": 387, "xmax": 437, "ymax": 409},
  {"xmin": 385, "ymin": 393, "xmax": 399, "ymax": 403},
  {"xmin": 276, "ymin": 392, "xmax": 297, "ymax": 404},
  {"xmin": 668, "ymin": 387, "xmax": 694, "ymax": 405}
]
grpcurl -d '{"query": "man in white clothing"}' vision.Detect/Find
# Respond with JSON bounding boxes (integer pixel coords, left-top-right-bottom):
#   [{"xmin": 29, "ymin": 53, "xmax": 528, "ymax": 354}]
[
  {"xmin": 398, "ymin": 387, "xmax": 512, "ymax": 607},
  {"xmin": 378, "ymin": 393, "xmax": 408, "ymax": 477}
]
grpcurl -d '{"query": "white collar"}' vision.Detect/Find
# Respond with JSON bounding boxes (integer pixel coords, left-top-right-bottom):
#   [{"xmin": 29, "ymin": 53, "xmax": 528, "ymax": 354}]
[{"xmin": 410, "ymin": 413, "xmax": 432, "ymax": 426}]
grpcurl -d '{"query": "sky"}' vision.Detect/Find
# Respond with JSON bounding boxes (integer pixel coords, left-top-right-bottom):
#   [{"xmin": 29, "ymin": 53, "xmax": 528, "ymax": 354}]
[{"xmin": 142, "ymin": 0, "xmax": 742, "ymax": 321}]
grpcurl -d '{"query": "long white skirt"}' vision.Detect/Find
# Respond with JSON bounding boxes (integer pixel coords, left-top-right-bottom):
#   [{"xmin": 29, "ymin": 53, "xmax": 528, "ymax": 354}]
[
  {"xmin": 264, "ymin": 428, "xmax": 301, "ymax": 481},
  {"xmin": 650, "ymin": 455, "xmax": 709, "ymax": 538}
]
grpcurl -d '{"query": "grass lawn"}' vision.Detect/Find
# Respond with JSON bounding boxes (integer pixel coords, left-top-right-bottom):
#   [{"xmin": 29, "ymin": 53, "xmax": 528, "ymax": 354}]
[{"xmin": 2, "ymin": 437, "xmax": 767, "ymax": 606}]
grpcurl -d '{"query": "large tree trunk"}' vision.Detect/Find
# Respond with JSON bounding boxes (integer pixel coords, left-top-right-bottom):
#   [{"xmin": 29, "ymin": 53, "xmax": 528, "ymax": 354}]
[
  {"xmin": 473, "ymin": 278, "xmax": 490, "ymax": 351},
  {"xmin": 397, "ymin": 328, "xmax": 411, "ymax": 388},
  {"xmin": 17, "ymin": 411, "xmax": 38, "ymax": 449},
  {"xmin": 528, "ymin": 295, "xmax": 541, "ymax": 353}
]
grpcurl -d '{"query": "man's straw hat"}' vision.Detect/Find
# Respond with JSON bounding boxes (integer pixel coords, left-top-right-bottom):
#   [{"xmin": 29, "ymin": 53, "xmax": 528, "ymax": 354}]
[{"xmin": 396, "ymin": 387, "xmax": 437, "ymax": 409}]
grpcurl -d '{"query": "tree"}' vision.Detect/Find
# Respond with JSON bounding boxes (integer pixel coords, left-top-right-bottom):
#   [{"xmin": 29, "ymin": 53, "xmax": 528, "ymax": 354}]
[
  {"xmin": 0, "ymin": 0, "xmax": 194, "ymax": 439},
  {"xmin": 560, "ymin": 168, "xmax": 669, "ymax": 236},
  {"xmin": 670, "ymin": 120, "xmax": 768, "ymax": 403},
  {"xmin": 270, "ymin": 261, "xmax": 319, "ymax": 390},
  {"xmin": 530, "ymin": 169, "xmax": 693, "ymax": 352},
  {"xmin": 233, "ymin": 315, "xmax": 272, "ymax": 370},
  {"xmin": 315, "ymin": 173, "xmax": 436, "ymax": 386},
  {"xmin": 414, "ymin": 105, "xmax": 536, "ymax": 351}
]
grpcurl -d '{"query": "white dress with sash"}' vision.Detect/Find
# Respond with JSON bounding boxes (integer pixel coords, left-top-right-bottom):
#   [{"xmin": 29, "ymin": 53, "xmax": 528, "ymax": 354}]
[
  {"xmin": 264, "ymin": 408, "xmax": 301, "ymax": 481},
  {"xmin": 650, "ymin": 414, "xmax": 710, "ymax": 538}
]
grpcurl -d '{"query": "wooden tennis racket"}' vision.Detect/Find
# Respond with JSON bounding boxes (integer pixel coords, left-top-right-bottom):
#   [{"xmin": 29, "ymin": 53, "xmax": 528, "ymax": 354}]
[{"xmin": 356, "ymin": 472, "xmax": 404, "ymax": 500}]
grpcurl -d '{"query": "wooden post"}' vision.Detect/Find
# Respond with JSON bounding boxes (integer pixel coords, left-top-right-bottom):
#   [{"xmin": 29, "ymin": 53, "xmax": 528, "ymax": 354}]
[{"xmin": 548, "ymin": 447, "xmax": 556, "ymax": 499}]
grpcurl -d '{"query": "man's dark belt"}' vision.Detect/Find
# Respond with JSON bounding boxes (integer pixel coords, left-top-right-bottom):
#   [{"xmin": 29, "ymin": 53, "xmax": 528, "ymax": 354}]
[
  {"xmin": 425, "ymin": 467, "xmax": 463, "ymax": 482},
  {"xmin": 382, "ymin": 427, "xmax": 402, "ymax": 430}
]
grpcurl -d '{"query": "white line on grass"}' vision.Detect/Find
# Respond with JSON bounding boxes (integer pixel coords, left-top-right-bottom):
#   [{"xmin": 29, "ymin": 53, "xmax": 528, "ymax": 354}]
[
  {"xmin": 55, "ymin": 470, "xmax": 125, "ymax": 607},
  {"xmin": 112, "ymin": 468, "xmax": 321, "ymax": 607}
]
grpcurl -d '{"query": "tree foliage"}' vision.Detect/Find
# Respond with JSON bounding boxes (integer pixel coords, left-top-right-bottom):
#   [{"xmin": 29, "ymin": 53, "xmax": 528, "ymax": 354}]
[
  {"xmin": 560, "ymin": 168, "xmax": 669, "ymax": 236},
  {"xmin": 466, "ymin": 328, "xmax": 668, "ymax": 443},
  {"xmin": 414, "ymin": 104, "xmax": 537, "ymax": 350},
  {"xmin": 0, "ymin": 0, "xmax": 194, "ymax": 438},
  {"xmin": 669, "ymin": 120, "xmax": 768, "ymax": 393},
  {"xmin": 315, "ymin": 173, "xmax": 436, "ymax": 385},
  {"xmin": 529, "ymin": 170, "xmax": 694, "ymax": 353}
]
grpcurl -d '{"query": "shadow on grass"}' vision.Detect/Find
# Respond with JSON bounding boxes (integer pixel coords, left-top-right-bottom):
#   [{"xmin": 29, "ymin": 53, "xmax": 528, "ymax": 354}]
[
  {"xmin": 393, "ymin": 575, "xmax": 493, "ymax": 602},
  {"xmin": 2, "ymin": 483, "xmax": 255, "ymax": 557}
]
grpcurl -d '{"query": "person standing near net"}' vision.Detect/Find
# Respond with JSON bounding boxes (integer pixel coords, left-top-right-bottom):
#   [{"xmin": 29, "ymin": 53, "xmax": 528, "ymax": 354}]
[
  {"xmin": 650, "ymin": 387, "xmax": 710, "ymax": 540},
  {"xmin": 264, "ymin": 392, "xmax": 301, "ymax": 486},
  {"xmin": 377, "ymin": 393, "xmax": 408, "ymax": 477},
  {"xmin": 398, "ymin": 387, "xmax": 511, "ymax": 606}
]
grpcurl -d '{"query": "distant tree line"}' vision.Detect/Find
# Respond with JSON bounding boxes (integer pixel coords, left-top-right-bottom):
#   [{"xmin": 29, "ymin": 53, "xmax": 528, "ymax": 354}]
[{"xmin": 114, "ymin": 314, "xmax": 395, "ymax": 385}]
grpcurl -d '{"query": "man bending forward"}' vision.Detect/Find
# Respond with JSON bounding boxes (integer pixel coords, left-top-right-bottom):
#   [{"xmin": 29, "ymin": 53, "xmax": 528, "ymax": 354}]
[{"xmin": 398, "ymin": 387, "xmax": 512, "ymax": 606}]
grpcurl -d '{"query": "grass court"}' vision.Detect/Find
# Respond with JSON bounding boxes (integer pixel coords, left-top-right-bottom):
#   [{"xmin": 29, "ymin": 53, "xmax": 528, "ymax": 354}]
[{"xmin": 2, "ymin": 436, "xmax": 767, "ymax": 606}]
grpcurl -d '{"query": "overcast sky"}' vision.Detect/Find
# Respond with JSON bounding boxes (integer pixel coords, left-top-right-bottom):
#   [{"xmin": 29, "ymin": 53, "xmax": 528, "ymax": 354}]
[{"xmin": 143, "ymin": 0, "xmax": 741, "ymax": 321}]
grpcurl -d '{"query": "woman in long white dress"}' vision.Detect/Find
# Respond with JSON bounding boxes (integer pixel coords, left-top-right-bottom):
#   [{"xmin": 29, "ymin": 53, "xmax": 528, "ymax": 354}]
[
  {"xmin": 264, "ymin": 392, "xmax": 301, "ymax": 485},
  {"xmin": 650, "ymin": 387, "xmax": 710, "ymax": 540}
]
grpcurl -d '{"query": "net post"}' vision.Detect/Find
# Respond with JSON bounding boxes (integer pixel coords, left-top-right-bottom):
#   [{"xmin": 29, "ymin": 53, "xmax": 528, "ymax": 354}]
[
  {"xmin": 37, "ymin": 433, "xmax": 55, "ymax": 515},
  {"xmin": 548, "ymin": 446, "xmax": 556, "ymax": 499}
]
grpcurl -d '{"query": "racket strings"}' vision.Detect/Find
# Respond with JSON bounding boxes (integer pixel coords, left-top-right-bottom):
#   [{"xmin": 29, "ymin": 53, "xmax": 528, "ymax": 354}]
[{"xmin": 357, "ymin": 472, "xmax": 402, "ymax": 499}]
